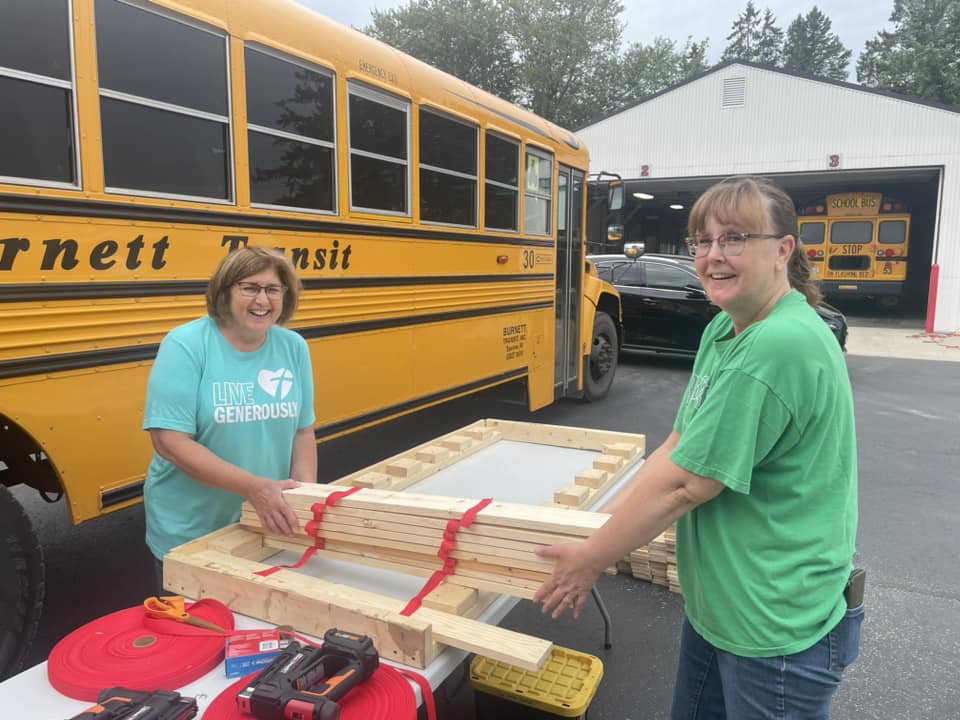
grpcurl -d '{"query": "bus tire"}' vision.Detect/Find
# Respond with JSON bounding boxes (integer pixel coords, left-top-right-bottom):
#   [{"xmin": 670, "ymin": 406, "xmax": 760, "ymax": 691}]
[
  {"xmin": 584, "ymin": 311, "xmax": 618, "ymax": 402},
  {"xmin": 0, "ymin": 485, "xmax": 45, "ymax": 681}
]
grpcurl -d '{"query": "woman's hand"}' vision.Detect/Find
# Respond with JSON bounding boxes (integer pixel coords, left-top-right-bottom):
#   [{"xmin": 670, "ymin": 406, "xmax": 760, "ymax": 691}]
[
  {"xmin": 533, "ymin": 541, "xmax": 604, "ymax": 620},
  {"xmin": 247, "ymin": 478, "xmax": 301, "ymax": 536}
]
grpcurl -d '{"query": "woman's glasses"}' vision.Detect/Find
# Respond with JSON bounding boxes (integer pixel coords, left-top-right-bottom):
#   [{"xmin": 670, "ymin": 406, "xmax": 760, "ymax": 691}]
[
  {"xmin": 235, "ymin": 281, "xmax": 287, "ymax": 298},
  {"xmin": 685, "ymin": 232, "xmax": 782, "ymax": 257}
]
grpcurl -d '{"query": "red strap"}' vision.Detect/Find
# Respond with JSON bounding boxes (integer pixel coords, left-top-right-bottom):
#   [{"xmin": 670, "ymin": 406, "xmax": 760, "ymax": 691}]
[
  {"xmin": 399, "ymin": 498, "xmax": 492, "ymax": 616},
  {"xmin": 399, "ymin": 668, "xmax": 437, "ymax": 720},
  {"xmin": 255, "ymin": 487, "xmax": 363, "ymax": 577}
]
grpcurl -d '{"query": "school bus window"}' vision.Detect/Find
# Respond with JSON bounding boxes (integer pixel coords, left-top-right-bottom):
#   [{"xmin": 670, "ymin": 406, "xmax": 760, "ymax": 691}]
[
  {"xmin": 830, "ymin": 221, "xmax": 871, "ymax": 244},
  {"xmin": 879, "ymin": 220, "xmax": 906, "ymax": 244},
  {"xmin": 95, "ymin": 0, "xmax": 231, "ymax": 200},
  {"xmin": 419, "ymin": 109, "xmax": 477, "ymax": 226},
  {"xmin": 799, "ymin": 222, "xmax": 825, "ymax": 244},
  {"xmin": 484, "ymin": 132, "xmax": 519, "ymax": 231},
  {"xmin": 524, "ymin": 148, "xmax": 553, "ymax": 235},
  {"xmin": 245, "ymin": 46, "xmax": 336, "ymax": 212},
  {"xmin": 0, "ymin": 0, "xmax": 77, "ymax": 185},
  {"xmin": 348, "ymin": 83, "xmax": 409, "ymax": 214}
]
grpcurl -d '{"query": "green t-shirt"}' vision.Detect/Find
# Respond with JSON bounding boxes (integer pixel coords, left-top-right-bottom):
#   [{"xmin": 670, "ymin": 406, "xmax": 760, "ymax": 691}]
[
  {"xmin": 671, "ymin": 290, "xmax": 858, "ymax": 657},
  {"xmin": 143, "ymin": 316, "xmax": 316, "ymax": 559}
]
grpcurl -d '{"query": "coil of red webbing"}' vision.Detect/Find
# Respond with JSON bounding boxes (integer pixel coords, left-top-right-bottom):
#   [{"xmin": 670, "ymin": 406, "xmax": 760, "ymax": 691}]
[{"xmin": 48, "ymin": 598, "xmax": 235, "ymax": 701}]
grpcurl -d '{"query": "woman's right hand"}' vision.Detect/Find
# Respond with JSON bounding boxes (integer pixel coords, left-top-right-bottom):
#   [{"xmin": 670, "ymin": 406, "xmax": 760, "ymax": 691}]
[{"xmin": 247, "ymin": 478, "xmax": 300, "ymax": 536}]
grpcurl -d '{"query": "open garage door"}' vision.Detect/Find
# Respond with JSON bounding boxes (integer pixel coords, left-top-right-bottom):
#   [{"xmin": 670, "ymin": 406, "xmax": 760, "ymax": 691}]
[{"xmin": 586, "ymin": 167, "xmax": 942, "ymax": 316}]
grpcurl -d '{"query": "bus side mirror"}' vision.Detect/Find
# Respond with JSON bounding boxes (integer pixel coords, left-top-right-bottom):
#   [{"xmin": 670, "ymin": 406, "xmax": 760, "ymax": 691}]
[
  {"xmin": 609, "ymin": 180, "xmax": 623, "ymax": 211},
  {"xmin": 624, "ymin": 243, "xmax": 644, "ymax": 259}
]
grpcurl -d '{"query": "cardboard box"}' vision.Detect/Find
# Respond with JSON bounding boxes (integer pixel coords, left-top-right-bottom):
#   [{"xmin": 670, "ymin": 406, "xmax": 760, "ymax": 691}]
[{"xmin": 225, "ymin": 630, "xmax": 283, "ymax": 678}]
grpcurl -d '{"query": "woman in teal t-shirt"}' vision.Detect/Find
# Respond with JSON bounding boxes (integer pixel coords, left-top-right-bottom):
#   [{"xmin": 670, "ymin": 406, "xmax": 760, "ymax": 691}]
[
  {"xmin": 534, "ymin": 176, "xmax": 862, "ymax": 719},
  {"xmin": 143, "ymin": 247, "xmax": 317, "ymax": 588}
]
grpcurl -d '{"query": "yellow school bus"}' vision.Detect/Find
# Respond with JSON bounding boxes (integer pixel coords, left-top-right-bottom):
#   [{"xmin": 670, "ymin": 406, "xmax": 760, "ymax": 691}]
[
  {"xmin": 0, "ymin": 0, "xmax": 621, "ymax": 676},
  {"xmin": 798, "ymin": 192, "xmax": 911, "ymax": 306}
]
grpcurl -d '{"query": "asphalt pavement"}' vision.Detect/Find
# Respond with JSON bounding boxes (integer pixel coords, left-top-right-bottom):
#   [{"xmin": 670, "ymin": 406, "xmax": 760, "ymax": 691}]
[{"xmin": 11, "ymin": 331, "xmax": 960, "ymax": 719}]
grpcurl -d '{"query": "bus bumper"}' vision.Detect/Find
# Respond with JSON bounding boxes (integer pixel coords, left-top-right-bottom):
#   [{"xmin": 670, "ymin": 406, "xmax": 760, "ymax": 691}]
[{"xmin": 820, "ymin": 281, "xmax": 903, "ymax": 297}]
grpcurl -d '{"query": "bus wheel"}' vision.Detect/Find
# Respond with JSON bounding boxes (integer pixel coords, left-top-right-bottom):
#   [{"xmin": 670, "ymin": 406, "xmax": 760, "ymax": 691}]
[
  {"xmin": 0, "ymin": 485, "xmax": 45, "ymax": 681},
  {"xmin": 584, "ymin": 312, "xmax": 618, "ymax": 401}
]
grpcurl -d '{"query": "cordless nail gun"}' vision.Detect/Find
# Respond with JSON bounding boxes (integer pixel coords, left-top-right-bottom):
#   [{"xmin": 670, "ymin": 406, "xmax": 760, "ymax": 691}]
[
  {"xmin": 237, "ymin": 628, "xmax": 379, "ymax": 720},
  {"xmin": 68, "ymin": 688, "xmax": 197, "ymax": 720}
]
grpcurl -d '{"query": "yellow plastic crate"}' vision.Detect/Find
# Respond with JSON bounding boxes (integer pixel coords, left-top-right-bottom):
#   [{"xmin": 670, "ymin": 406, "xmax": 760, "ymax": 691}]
[{"xmin": 470, "ymin": 645, "xmax": 604, "ymax": 718}]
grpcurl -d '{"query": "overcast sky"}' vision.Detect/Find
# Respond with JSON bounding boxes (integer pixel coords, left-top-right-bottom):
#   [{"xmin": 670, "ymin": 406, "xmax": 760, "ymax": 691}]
[{"xmin": 298, "ymin": 0, "xmax": 894, "ymax": 70}]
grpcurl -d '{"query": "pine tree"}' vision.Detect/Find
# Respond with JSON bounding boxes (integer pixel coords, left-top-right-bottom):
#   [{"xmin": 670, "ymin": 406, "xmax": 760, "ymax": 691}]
[
  {"xmin": 857, "ymin": 0, "xmax": 960, "ymax": 106},
  {"xmin": 782, "ymin": 6, "xmax": 851, "ymax": 80},
  {"xmin": 722, "ymin": 1, "xmax": 762, "ymax": 62},
  {"xmin": 755, "ymin": 9, "xmax": 784, "ymax": 66}
]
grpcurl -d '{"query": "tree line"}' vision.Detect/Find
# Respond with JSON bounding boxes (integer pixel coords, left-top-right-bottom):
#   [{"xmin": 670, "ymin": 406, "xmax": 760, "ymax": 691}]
[{"xmin": 364, "ymin": 0, "xmax": 960, "ymax": 129}]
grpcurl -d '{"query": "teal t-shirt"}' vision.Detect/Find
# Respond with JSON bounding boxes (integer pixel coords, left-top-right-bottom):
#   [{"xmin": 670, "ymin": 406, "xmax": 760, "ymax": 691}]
[
  {"xmin": 143, "ymin": 317, "xmax": 316, "ymax": 559},
  {"xmin": 671, "ymin": 290, "xmax": 858, "ymax": 657}
]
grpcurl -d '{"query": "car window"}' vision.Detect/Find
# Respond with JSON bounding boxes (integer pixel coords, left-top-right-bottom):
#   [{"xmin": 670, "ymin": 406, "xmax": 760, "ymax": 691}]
[
  {"xmin": 594, "ymin": 263, "xmax": 613, "ymax": 282},
  {"xmin": 614, "ymin": 263, "xmax": 644, "ymax": 287},
  {"xmin": 645, "ymin": 262, "xmax": 697, "ymax": 290}
]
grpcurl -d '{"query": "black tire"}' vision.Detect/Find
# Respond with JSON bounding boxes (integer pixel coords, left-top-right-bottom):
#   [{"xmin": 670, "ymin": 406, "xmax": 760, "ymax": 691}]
[
  {"xmin": 583, "ymin": 311, "xmax": 618, "ymax": 402},
  {"xmin": 0, "ymin": 485, "xmax": 45, "ymax": 681}
]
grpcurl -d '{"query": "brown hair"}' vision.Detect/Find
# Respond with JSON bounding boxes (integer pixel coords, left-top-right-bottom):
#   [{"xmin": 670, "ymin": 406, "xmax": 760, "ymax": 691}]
[
  {"xmin": 206, "ymin": 246, "xmax": 302, "ymax": 325},
  {"xmin": 688, "ymin": 175, "xmax": 822, "ymax": 306}
]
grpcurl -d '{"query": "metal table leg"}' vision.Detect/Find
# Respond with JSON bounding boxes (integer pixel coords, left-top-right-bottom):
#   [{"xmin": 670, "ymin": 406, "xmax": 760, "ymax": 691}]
[{"xmin": 591, "ymin": 586, "xmax": 613, "ymax": 649}]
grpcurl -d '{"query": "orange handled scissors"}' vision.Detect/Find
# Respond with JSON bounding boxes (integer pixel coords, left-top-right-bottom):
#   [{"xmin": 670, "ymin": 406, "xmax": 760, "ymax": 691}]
[{"xmin": 144, "ymin": 595, "xmax": 227, "ymax": 633}]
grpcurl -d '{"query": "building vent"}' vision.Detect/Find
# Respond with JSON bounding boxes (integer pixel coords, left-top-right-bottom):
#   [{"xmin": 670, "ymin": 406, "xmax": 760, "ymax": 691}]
[{"xmin": 722, "ymin": 77, "xmax": 746, "ymax": 108}]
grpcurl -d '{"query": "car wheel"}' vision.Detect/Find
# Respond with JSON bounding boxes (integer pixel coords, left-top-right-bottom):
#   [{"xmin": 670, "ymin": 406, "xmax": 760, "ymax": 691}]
[{"xmin": 584, "ymin": 312, "xmax": 618, "ymax": 402}]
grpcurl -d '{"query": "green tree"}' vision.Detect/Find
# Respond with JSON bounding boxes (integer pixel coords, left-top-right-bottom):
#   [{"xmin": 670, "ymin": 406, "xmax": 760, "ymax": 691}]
[
  {"xmin": 722, "ymin": 2, "xmax": 784, "ymax": 66},
  {"xmin": 615, "ymin": 36, "xmax": 710, "ymax": 107},
  {"xmin": 756, "ymin": 9, "xmax": 784, "ymax": 65},
  {"xmin": 857, "ymin": 0, "xmax": 960, "ymax": 106},
  {"xmin": 367, "ymin": 0, "xmax": 520, "ymax": 103},
  {"xmin": 783, "ymin": 6, "xmax": 851, "ymax": 80},
  {"xmin": 366, "ymin": 0, "xmax": 625, "ymax": 129},
  {"xmin": 503, "ymin": 0, "xmax": 626, "ymax": 129},
  {"xmin": 722, "ymin": 1, "xmax": 762, "ymax": 62},
  {"xmin": 680, "ymin": 37, "xmax": 711, "ymax": 77}
]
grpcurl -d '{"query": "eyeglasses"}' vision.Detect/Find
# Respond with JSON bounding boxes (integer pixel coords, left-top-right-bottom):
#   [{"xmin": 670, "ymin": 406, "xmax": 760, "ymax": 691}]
[
  {"xmin": 685, "ymin": 232, "xmax": 782, "ymax": 257},
  {"xmin": 235, "ymin": 281, "xmax": 287, "ymax": 298}
]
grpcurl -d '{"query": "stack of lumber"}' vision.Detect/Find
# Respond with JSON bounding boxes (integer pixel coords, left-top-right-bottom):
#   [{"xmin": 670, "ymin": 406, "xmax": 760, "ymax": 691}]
[
  {"xmin": 239, "ymin": 484, "xmax": 609, "ymax": 601},
  {"xmin": 626, "ymin": 526, "xmax": 680, "ymax": 594}
]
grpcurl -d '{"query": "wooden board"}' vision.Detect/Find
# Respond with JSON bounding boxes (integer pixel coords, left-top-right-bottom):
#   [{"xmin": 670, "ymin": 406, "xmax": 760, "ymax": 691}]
[{"xmin": 163, "ymin": 419, "xmax": 647, "ymax": 672}]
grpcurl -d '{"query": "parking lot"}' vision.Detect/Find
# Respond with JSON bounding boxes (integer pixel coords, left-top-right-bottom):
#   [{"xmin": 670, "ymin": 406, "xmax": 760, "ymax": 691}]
[{"xmin": 12, "ymin": 330, "xmax": 960, "ymax": 718}]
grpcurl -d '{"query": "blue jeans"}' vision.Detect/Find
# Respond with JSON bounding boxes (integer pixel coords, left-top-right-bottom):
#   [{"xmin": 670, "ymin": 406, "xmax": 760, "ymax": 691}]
[{"xmin": 671, "ymin": 605, "xmax": 864, "ymax": 720}]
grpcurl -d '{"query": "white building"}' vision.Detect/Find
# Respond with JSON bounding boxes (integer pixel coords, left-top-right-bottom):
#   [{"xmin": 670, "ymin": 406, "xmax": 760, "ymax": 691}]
[{"xmin": 578, "ymin": 60, "xmax": 960, "ymax": 333}]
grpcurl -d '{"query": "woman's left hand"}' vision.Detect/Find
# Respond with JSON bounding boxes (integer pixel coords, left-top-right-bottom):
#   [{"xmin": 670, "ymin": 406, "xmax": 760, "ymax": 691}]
[{"xmin": 533, "ymin": 541, "xmax": 603, "ymax": 620}]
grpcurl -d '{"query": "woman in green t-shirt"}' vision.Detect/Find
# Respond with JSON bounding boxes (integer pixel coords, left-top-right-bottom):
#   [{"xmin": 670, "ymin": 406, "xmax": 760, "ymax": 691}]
[{"xmin": 534, "ymin": 176, "xmax": 862, "ymax": 719}]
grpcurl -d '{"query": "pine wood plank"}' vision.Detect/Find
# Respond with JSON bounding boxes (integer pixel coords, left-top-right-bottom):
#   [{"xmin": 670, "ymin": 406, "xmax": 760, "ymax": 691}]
[{"xmin": 165, "ymin": 529, "xmax": 552, "ymax": 671}]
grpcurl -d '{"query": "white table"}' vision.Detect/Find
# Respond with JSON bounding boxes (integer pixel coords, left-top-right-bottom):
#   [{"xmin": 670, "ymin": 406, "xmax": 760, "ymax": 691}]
[{"xmin": 0, "ymin": 439, "xmax": 641, "ymax": 718}]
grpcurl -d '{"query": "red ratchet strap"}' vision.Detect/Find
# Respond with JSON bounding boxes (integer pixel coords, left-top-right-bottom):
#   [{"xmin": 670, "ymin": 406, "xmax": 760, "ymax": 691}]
[
  {"xmin": 255, "ymin": 486, "xmax": 363, "ymax": 577},
  {"xmin": 400, "ymin": 497, "xmax": 493, "ymax": 616},
  {"xmin": 203, "ymin": 640, "xmax": 435, "ymax": 720},
  {"xmin": 47, "ymin": 599, "xmax": 235, "ymax": 701}
]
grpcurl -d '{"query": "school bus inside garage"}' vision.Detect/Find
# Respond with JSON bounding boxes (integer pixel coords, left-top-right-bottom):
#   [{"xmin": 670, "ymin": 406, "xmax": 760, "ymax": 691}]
[
  {"xmin": 577, "ymin": 60, "xmax": 960, "ymax": 334},
  {"xmin": 588, "ymin": 168, "xmax": 942, "ymax": 316}
]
